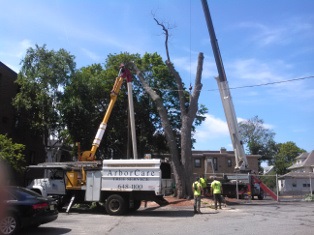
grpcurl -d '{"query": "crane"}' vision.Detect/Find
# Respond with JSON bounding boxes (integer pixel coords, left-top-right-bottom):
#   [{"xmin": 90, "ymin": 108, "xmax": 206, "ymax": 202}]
[{"xmin": 201, "ymin": 0, "xmax": 249, "ymax": 172}]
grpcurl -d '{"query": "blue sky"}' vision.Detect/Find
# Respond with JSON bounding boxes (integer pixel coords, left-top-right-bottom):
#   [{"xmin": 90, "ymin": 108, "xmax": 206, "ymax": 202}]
[{"xmin": 1, "ymin": 0, "xmax": 313, "ymax": 153}]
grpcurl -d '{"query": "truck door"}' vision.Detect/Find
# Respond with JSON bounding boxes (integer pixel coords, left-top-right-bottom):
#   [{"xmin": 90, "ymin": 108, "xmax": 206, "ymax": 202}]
[
  {"xmin": 45, "ymin": 169, "xmax": 66, "ymax": 195},
  {"xmin": 85, "ymin": 170, "xmax": 101, "ymax": 201}
]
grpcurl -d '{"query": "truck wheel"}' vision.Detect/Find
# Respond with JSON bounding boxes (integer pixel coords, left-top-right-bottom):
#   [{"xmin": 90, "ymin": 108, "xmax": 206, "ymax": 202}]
[
  {"xmin": 105, "ymin": 194, "xmax": 127, "ymax": 215},
  {"xmin": 128, "ymin": 200, "xmax": 141, "ymax": 212}
]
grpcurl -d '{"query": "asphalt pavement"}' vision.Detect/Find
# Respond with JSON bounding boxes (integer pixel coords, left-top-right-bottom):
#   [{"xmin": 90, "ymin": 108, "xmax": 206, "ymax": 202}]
[{"xmin": 20, "ymin": 199, "xmax": 314, "ymax": 235}]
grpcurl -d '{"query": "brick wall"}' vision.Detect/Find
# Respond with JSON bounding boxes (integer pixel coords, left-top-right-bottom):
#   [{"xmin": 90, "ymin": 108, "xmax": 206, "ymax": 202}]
[
  {"xmin": 0, "ymin": 62, "xmax": 18, "ymax": 136},
  {"xmin": 0, "ymin": 62, "xmax": 46, "ymax": 167},
  {"xmin": 192, "ymin": 149, "xmax": 260, "ymax": 176}
]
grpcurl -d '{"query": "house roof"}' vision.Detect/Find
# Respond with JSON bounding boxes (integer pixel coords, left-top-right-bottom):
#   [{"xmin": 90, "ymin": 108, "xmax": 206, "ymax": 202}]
[
  {"xmin": 288, "ymin": 151, "xmax": 314, "ymax": 170},
  {"xmin": 0, "ymin": 61, "xmax": 17, "ymax": 75},
  {"xmin": 295, "ymin": 152, "xmax": 308, "ymax": 160},
  {"xmin": 192, "ymin": 149, "xmax": 261, "ymax": 158},
  {"xmin": 278, "ymin": 171, "xmax": 314, "ymax": 179},
  {"xmin": 263, "ymin": 165, "xmax": 274, "ymax": 174}
]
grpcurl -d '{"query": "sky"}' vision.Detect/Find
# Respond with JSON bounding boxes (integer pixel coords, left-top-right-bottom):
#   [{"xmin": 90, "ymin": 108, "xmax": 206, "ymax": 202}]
[{"xmin": 1, "ymin": 0, "xmax": 313, "ymax": 154}]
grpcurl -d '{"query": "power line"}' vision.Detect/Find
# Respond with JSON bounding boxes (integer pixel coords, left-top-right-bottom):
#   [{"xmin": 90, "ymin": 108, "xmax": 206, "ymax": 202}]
[
  {"xmin": 217, "ymin": 75, "xmax": 314, "ymax": 91},
  {"xmin": 150, "ymin": 75, "xmax": 314, "ymax": 93}
]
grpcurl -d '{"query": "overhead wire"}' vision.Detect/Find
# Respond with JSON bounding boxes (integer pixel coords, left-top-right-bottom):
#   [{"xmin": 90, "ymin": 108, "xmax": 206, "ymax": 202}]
[
  {"xmin": 142, "ymin": 75, "xmax": 314, "ymax": 93},
  {"xmin": 189, "ymin": 0, "xmax": 193, "ymax": 101}
]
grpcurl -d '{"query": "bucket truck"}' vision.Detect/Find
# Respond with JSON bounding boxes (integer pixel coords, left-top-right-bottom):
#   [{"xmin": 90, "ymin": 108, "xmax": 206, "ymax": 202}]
[{"xmin": 26, "ymin": 65, "xmax": 173, "ymax": 215}]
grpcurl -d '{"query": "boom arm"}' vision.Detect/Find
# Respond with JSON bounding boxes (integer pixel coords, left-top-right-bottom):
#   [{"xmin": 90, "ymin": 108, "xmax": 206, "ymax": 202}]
[
  {"xmin": 201, "ymin": 0, "xmax": 249, "ymax": 171},
  {"xmin": 80, "ymin": 65, "xmax": 132, "ymax": 161}
]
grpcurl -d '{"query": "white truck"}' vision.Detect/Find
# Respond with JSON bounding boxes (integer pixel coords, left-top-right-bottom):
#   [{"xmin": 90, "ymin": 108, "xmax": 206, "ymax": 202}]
[{"xmin": 26, "ymin": 159, "xmax": 172, "ymax": 215}]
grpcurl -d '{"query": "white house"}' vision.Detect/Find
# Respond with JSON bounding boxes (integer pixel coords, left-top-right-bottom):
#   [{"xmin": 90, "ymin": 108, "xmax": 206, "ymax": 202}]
[{"xmin": 278, "ymin": 151, "xmax": 314, "ymax": 195}]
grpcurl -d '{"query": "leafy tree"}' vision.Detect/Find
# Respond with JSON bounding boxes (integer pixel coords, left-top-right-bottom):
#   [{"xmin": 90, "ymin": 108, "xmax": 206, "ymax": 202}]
[
  {"xmin": 103, "ymin": 53, "xmax": 173, "ymax": 157},
  {"xmin": 59, "ymin": 64, "xmax": 110, "ymax": 154},
  {"xmin": 239, "ymin": 116, "xmax": 277, "ymax": 167},
  {"xmin": 273, "ymin": 141, "xmax": 305, "ymax": 175},
  {"xmin": 13, "ymin": 44, "xmax": 76, "ymax": 147},
  {"xmin": 60, "ymin": 61, "xmax": 135, "ymax": 159},
  {"xmin": 60, "ymin": 52, "xmax": 206, "ymax": 163},
  {"xmin": 0, "ymin": 134, "xmax": 25, "ymax": 172}
]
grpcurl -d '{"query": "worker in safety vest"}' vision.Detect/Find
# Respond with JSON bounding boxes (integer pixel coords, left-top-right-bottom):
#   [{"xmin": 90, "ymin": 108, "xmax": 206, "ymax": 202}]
[
  {"xmin": 199, "ymin": 175, "xmax": 207, "ymax": 195},
  {"xmin": 192, "ymin": 177, "xmax": 203, "ymax": 213},
  {"xmin": 210, "ymin": 176, "xmax": 223, "ymax": 210}
]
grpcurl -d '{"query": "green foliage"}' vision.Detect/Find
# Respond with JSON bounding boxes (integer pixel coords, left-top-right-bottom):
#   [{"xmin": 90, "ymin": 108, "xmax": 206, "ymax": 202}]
[
  {"xmin": 13, "ymin": 44, "xmax": 76, "ymax": 144},
  {"xmin": 60, "ymin": 52, "xmax": 177, "ymax": 158},
  {"xmin": 12, "ymin": 45, "xmax": 207, "ymax": 161},
  {"xmin": 60, "ymin": 52, "xmax": 206, "ymax": 159},
  {"xmin": 0, "ymin": 134, "xmax": 25, "ymax": 172},
  {"xmin": 260, "ymin": 175, "xmax": 277, "ymax": 191},
  {"xmin": 304, "ymin": 194, "xmax": 314, "ymax": 201},
  {"xmin": 59, "ymin": 63, "xmax": 109, "ymax": 150},
  {"xmin": 273, "ymin": 141, "xmax": 305, "ymax": 175},
  {"xmin": 239, "ymin": 116, "xmax": 276, "ymax": 165}
]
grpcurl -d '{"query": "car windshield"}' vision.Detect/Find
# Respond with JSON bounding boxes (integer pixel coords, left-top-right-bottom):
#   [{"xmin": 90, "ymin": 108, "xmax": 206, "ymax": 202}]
[{"xmin": 9, "ymin": 187, "xmax": 41, "ymax": 201}]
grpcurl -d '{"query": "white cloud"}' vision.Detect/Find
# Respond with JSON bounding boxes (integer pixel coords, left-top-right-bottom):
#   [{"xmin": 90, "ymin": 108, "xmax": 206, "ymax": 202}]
[
  {"xmin": 81, "ymin": 48, "xmax": 102, "ymax": 62},
  {"xmin": 236, "ymin": 22, "xmax": 286, "ymax": 46},
  {"xmin": 225, "ymin": 58, "xmax": 314, "ymax": 101},
  {"xmin": 228, "ymin": 58, "xmax": 288, "ymax": 85},
  {"xmin": 194, "ymin": 114, "xmax": 229, "ymax": 141},
  {"xmin": 0, "ymin": 39, "xmax": 33, "ymax": 72},
  {"xmin": 194, "ymin": 114, "xmax": 276, "ymax": 150},
  {"xmin": 172, "ymin": 55, "xmax": 217, "ymax": 80}
]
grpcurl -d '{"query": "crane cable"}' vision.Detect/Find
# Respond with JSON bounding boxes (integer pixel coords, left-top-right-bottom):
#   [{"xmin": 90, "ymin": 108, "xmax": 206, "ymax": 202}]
[{"xmin": 189, "ymin": 0, "xmax": 193, "ymax": 102}]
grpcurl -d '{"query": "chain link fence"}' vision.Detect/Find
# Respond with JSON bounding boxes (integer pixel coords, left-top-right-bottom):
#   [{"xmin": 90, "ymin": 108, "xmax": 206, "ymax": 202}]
[{"xmin": 191, "ymin": 172, "xmax": 314, "ymax": 202}]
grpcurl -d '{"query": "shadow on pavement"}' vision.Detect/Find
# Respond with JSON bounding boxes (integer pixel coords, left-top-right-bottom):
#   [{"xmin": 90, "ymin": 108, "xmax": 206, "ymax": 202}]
[
  {"xmin": 19, "ymin": 227, "xmax": 71, "ymax": 235},
  {"xmin": 130, "ymin": 208, "xmax": 195, "ymax": 217}
]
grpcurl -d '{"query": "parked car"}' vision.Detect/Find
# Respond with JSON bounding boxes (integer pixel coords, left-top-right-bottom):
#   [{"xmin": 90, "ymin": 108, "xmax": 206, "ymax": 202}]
[{"xmin": 0, "ymin": 186, "xmax": 58, "ymax": 235}]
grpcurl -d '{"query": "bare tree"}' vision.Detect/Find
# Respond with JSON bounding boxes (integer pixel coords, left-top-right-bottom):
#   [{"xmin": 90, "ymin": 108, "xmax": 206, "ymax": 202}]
[{"xmin": 132, "ymin": 18, "xmax": 204, "ymax": 198}]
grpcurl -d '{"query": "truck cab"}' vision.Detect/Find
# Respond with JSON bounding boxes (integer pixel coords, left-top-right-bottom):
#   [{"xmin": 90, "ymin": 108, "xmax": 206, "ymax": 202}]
[{"xmin": 25, "ymin": 166, "xmax": 67, "ymax": 197}]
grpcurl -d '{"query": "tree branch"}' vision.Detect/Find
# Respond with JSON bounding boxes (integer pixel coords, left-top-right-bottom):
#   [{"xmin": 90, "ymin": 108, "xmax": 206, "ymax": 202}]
[
  {"xmin": 154, "ymin": 18, "xmax": 187, "ymax": 115},
  {"xmin": 154, "ymin": 18, "xmax": 171, "ymax": 62},
  {"xmin": 188, "ymin": 52, "xmax": 204, "ymax": 123}
]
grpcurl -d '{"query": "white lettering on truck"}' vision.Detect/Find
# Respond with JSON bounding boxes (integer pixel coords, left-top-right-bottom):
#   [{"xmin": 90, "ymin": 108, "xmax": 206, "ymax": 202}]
[{"xmin": 107, "ymin": 170, "xmax": 155, "ymax": 177}]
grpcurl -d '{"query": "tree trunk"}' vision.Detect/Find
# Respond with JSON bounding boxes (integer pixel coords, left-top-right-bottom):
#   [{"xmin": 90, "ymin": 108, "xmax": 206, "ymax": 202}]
[
  {"xmin": 181, "ymin": 116, "xmax": 194, "ymax": 197},
  {"xmin": 131, "ymin": 51, "xmax": 204, "ymax": 199}
]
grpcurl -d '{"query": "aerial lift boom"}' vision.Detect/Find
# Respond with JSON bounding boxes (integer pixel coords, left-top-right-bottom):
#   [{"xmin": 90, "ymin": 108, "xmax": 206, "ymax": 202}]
[{"xmin": 80, "ymin": 65, "xmax": 136, "ymax": 161}]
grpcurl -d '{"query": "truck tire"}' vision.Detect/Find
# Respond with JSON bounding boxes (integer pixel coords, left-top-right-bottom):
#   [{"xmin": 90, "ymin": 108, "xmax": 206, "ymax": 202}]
[{"xmin": 105, "ymin": 194, "xmax": 127, "ymax": 215}]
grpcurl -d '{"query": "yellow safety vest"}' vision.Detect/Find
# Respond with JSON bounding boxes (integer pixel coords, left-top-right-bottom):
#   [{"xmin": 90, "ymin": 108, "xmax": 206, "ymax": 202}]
[
  {"xmin": 200, "ymin": 177, "xmax": 206, "ymax": 188},
  {"xmin": 193, "ymin": 181, "xmax": 201, "ymax": 196},
  {"xmin": 211, "ymin": 180, "xmax": 222, "ymax": 194}
]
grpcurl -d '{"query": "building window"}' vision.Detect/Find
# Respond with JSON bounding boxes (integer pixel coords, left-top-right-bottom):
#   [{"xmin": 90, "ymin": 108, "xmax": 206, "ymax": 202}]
[
  {"xmin": 213, "ymin": 157, "xmax": 218, "ymax": 171},
  {"xmin": 227, "ymin": 159, "xmax": 232, "ymax": 167},
  {"xmin": 194, "ymin": 159, "xmax": 201, "ymax": 168},
  {"xmin": 292, "ymin": 183, "xmax": 297, "ymax": 187},
  {"xmin": 303, "ymin": 184, "xmax": 310, "ymax": 187}
]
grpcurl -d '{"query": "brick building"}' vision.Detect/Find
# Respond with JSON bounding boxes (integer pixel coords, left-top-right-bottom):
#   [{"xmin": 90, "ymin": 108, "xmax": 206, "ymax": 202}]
[
  {"xmin": 0, "ymin": 62, "xmax": 18, "ymax": 136},
  {"xmin": 192, "ymin": 147, "xmax": 260, "ymax": 177},
  {"xmin": 0, "ymin": 61, "xmax": 45, "ymax": 166}
]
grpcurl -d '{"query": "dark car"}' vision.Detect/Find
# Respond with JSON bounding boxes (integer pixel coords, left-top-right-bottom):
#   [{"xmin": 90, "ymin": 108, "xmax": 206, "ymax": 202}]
[{"xmin": 0, "ymin": 186, "xmax": 58, "ymax": 235}]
